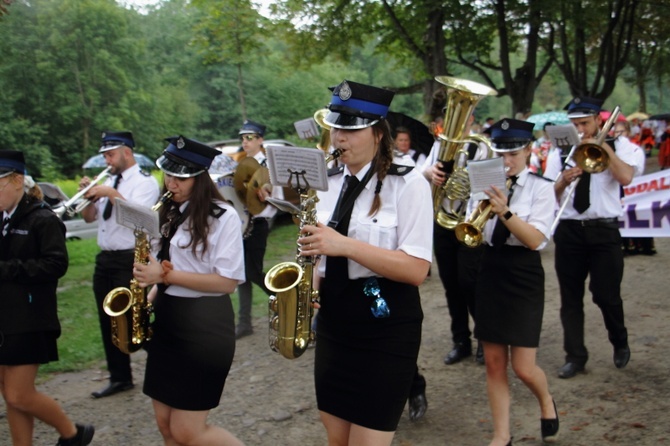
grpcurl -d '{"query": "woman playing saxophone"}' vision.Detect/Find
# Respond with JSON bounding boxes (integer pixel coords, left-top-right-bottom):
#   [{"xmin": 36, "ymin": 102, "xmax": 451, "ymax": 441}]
[{"xmin": 132, "ymin": 136, "xmax": 245, "ymax": 446}]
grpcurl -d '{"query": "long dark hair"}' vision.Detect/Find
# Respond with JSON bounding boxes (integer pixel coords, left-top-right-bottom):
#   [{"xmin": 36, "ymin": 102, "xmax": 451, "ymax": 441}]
[
  {"xmin": 159, "ymin": 173, "xmax": 225, "ymax": 258},
  {"xmin": 368, "ymin": 119, "xmax": 394, "ymax": 216}
]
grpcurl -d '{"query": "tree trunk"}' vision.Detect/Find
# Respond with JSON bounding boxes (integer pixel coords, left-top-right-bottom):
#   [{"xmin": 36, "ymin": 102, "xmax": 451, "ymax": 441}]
[{"xmin": 236, "ymin": 63, "xmax": 247, "ymax": 121}]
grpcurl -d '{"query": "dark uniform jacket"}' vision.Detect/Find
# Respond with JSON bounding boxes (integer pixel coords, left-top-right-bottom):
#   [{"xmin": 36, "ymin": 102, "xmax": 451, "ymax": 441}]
[{"xmin": 0, "ymin": 195, "xmax": 68, "ymax": 336}]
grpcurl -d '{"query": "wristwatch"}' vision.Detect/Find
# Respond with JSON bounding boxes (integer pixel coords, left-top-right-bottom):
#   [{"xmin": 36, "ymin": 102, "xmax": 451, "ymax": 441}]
[{"xmin": 502, "ymin": 210, "xmax": 514, "ymax": 221}]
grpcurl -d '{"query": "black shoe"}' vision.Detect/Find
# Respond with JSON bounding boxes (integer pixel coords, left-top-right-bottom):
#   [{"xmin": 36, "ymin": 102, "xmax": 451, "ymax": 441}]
[
  {"xmin": 444, "ymin": 343, "xmax": 472, "ymax": 365},
  {"xmin": 91, "ymin": 381, "xmax": 134, "ymax": 399},
  {"xmin": 408, "ymin": 392, "xmax": 428, "ymax": 421},
  {"xmin": 614, "ymin": 345, "xmax": 631, "ymax": 369},
  {"xmin": 541, "ymin": 399, "xmax": 559, "ymax": 443},
  {"xmin": 56, "ymin": 423, "xmax": 95, "ymax": 446},
  {"xmin": 557, "ymin": 362, "xmax": 585, "ymax": 379},
  {"xmin": 235, "ymin": 324, "xmax": 253, "ymax": 339},
  {"xmin": 475, "ymin": 343, "xmax": 485, "ymax": 365}
]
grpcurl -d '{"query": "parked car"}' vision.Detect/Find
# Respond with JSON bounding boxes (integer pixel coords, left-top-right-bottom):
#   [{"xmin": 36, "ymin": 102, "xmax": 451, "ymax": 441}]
[{"xmin": 64, "ymin": 218, "xmax": 98, "ymax": 241}]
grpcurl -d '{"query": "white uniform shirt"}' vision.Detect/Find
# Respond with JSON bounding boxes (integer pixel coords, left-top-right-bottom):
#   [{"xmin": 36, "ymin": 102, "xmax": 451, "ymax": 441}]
[
  {"xmin": 544, "ymin": 136, "xmax": 644, "ymax": 220},
  {"xmin": 95, "ymin": 164, "xmax": 160, "ymax": 251},
  {"xmin": 316, "ymin": 162, "xmax": 433, "ymax": 280},
  {"xmin": 251, "ymin": 151, "xmax": 283, "ymax": 219},
  {"xmin": 157, "ymin": 200, "xmax": 245, "ymax": 298},
  {"xmin": 481, "ymin": 168, "xmax": 555, "ymax": 250}
]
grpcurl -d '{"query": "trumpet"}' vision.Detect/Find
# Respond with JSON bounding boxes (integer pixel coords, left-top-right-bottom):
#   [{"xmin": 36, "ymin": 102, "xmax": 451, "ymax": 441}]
[{"xmin": 53, "ymin": 166, "xmax": 112, "ymax": 219}]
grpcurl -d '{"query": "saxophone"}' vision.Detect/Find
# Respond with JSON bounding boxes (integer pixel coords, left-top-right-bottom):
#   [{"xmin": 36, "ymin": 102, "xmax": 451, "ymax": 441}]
[
  {"xmin": 264, "ymin": 150, "xmax": 340, "ymax": 359},
  {"xmin": 102, "ymin": 191, "xmax": 173, "ymax": 354}
]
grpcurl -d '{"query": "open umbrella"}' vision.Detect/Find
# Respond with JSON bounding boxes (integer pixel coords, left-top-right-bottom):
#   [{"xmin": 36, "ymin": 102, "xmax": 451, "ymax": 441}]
[
  {"xmin": 82, "ymin": 153, "xmax": 155, "ymax": 170},
  {"xmin": 626, "ymin": 111, "xmax": 649, "ymax": 121},
  {"xmin": 649, "ymin": 113, "xmax": 670, "ymax": 121},
  {"xmin": 386, "ymin": 111, "xmax": 434, "ymax": 156},
  {"xmin": 526, "ymin": 111, "xmax": 571, "ymax": 130}
]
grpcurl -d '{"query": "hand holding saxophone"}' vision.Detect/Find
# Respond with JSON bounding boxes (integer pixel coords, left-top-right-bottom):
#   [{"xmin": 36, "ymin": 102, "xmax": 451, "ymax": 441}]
[
  {"xmin": 132, "ymin": 254, "xmax": 163, "ymax": 288},
  {"xmin": 298, "ymin": 222, "xmax": 347, "ymax": 258}
]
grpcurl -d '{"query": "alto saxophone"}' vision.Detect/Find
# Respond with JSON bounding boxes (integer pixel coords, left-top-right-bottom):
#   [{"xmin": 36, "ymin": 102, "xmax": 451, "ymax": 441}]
[
  {"xmin": 103, "ymin": 191, "xmax": 173, "ymax": 354},
  {"xmin": 264, "ymin": 150, "xmax": 340, "ymax": 359}
]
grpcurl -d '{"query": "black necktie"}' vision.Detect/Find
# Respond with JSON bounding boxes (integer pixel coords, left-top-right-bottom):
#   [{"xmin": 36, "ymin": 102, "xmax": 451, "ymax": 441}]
[
  {"xmin": 573, "ymin": 171, "xmax": 591, "ymax": 214},
  {"xmin": 491, "ymin": 176, "xmax": 518, "ymax": 247},
  {"xmin": 1, "ymin": 216, "xmax": 9, "ymax": 237},
  {"xmin": 326, "ymin": 175, "xmax": 360, "ymax": 285},
  {"xmin": 102, "ymin": 174, "xmax": 122, "ymax": 220}
]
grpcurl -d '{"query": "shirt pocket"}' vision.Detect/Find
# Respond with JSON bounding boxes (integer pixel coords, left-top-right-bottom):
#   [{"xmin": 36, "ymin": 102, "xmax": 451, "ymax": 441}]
[
  {"xmin": 513, "ymin": 202, "xmax": 532, "ymax": 222},
  {"xmin": 354, "ymin": 210, "xmax": 398, "ymax": 250}
]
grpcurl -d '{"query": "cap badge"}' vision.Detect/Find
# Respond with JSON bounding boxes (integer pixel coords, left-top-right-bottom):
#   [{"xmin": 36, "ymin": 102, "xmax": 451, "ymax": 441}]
[
  {"xmin": 574, "ymin": 98, "xmax": 581, "ymax": 104},
  {"xmin": 501, "ymin": 120, "xmax": 510, "ymax": 130},
  {"xmin": 177, "ymin": 137, "xmax": 186, "ymax": 149},
  {"xmin": 338, "ymin": 81, "xmax": 352, "ymax": 101},
  {"xmin": 101, "ymin": 132, "xmax": 107, "ymax": 139}
]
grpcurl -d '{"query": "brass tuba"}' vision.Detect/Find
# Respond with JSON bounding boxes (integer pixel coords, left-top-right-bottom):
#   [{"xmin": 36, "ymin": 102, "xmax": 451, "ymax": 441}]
[
  {"xmin": 102, "ymin": 191, "xmax": 173, "ymax": 354},
  {"xmin": 432, "ymin": 76, "xmax": 496, "ymax": 229},
  {"xmin": 265, "ymin": 150, "xmax": 340, "ymax": 359}
]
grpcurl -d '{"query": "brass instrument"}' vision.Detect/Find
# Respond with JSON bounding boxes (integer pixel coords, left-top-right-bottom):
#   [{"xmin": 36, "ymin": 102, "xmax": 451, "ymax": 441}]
[
  {"xmin": 455, "ymin": 178, "xmax": 512, "ymax": 247},
  {"xmin": 265, "ymin": 150, "xmax": 341, "ymax": 359},
  {"xmin": 102, "ymin": 191, "xmax": 173, "ymax": 354},
  {"xmin": 573, "ymin": 105, "xmax": 621, "ymax": 174},
  {"xmin": 432, "ymin": 76, "xmax": 496, "ymax": 229},
  {"xmin": 53, "ymin": 166, "xmax": 112, "ymax": 219},
  {"xmin": 314, "ymin": 108, "xmax": 331, "ymax": 153}
]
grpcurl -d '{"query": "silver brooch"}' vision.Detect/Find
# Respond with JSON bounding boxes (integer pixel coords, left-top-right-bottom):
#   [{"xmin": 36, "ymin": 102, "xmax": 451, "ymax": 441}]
[
  {"xmin": 338, "ymin": 81, "xmax": 352, "ymax": 101},
  {"xmin": 177, "ymin": 137, "xmax": 186, "ymax": 149}
]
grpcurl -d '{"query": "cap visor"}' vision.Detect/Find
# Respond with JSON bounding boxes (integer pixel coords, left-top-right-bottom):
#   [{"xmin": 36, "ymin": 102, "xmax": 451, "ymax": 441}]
[
  {"xmin": 491, "ymin": 140, "xmax": 532, "ymax": 152},
  {"xmin": 0, "ymin": 169, "xmax": 15, "ymax": 179},
  {"xmin": 156, "ymin": 155, "xmax": 205, "ymax": 178},
  {"xmin": 324, "ymin": 111, "xmax": 378, "ymax": 130},
  {"xmin": 567, "ymin": 111, "xmax": 597, "ymax": 119},
  {"xmin": 99, "ymin": 144, "xmax": 124, "ymax": 153}
]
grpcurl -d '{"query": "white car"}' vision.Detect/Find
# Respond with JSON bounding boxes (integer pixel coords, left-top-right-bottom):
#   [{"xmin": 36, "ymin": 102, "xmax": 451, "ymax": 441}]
[{"xmin": 64, "ymin": 218, "xmax": 98, "ymax": 241}]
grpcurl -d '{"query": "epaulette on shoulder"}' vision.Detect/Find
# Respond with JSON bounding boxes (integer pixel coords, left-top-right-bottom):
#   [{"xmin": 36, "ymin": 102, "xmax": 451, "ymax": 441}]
[
  {"xmin": 210, "ymin": 203, "xmax": 227, "ymax": 218},
  {"xmin": 140, "ymin": 169, "xmax": 151, "ymax": 177},
  {"xmin": 328, "ymin": 165, "xmax": 344, "ymax": 177},
  {"xmin": 388, "ymin": 163, "xmax": 414, "ymax": 176},
  {"xmin": 529, "ymin": 172, "xmax": 554, "ymax": 182}
]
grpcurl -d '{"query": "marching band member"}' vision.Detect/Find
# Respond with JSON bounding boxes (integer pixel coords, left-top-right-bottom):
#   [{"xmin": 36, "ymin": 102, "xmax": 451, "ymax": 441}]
[
  {"xmin": 0, "ymin": 150, "xmax": 94, "ymax": 446},
  {"xmin": 472, "ymin": 119, "xmax": 558, "ymax": 446},
  {"xmin": 81, "ymin": 131, "xmax": 160, "ymax": 399},
  {"xmin": 133, "ymin": 136, "xmax": 245, "ymax": 446},
  {"xmin": 544, "ymin": 97, "xmax": 643, "ymax": 379},
  {"xmin": 298, "ymin": 80, "xmax": 433, "ymax": 445},
  {"xmin": 235, "ymin": 120, "xmax": 278, "ymax": 339}
]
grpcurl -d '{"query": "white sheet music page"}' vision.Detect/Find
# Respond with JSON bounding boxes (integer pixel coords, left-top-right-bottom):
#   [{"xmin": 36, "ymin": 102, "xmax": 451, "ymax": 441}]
[
  {"xmin": 265, "ymin": 145, "xmax": 329, "ymax": 192},
  {"xmin": 293, "ymin": 117, "xmax": 320, "ymax": 140},
  {"xmin": 468, "ymin": 157, "xmax": 508, "ymax": 201},
  {"xmin": 115, "ymin": 198, "xmax": 160, "ymax": 238},
  {"xmin": 545, "ymin": 124, "xmax": 580, "ymax": 150}
]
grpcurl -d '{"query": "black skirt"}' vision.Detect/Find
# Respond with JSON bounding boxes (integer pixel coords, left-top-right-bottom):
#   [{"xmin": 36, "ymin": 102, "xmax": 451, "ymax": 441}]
[
  {"xmin": 143, "ymin": 293, "xmax": 236, "ymax": 411},
  {"xmin": 0, "ymin": 331, "xmax": 59, "ymax": 365},
  {"xmin": 475, "ymin": 245, "xmax": 545, "ymax": 348},
  {"xmin": 315, "ymin": 277, "xmax": 423, "ymax": 432}
]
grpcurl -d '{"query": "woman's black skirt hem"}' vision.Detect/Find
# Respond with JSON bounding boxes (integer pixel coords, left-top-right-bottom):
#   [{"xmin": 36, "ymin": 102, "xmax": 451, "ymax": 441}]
[
  {"xmin": 0, "ymin": 331, "xmax": 59, "ymax": 365},
  {"xmin": 143, "ymin": 293, "xmax": 235, "ymax": 411}
]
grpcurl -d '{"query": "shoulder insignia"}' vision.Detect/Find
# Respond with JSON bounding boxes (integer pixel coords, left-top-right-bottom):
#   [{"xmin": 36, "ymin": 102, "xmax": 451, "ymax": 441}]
[
  {"xmin": 529, "ymin": 172, "xmax": 554, "ymax": 182},
  {"xmin": 327, "ymin": 165, "xmax": 345, "ymax": 177},
  {"xmin": 209, "ymin": 203, "xmax": 226, "ymax": 219},
  {"xmin": 388, "ymin": 163, "xmax": 415, "ymax": 176},
  {"xmin": 140, "ymin": 169, "xmax": 151, "ymax": 177}
]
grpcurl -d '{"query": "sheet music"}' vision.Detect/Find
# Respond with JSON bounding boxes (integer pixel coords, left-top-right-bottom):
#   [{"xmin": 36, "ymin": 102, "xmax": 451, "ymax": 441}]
[
  {"xmin": 265, "ymin": 145, "xmax": 329, "ymax": 191},
  {"xmin": 545, "ymin": 124, "xmax": 580, "ymax": 150},
  {"xmin": 468, "ymin": 157, "xmax": 508, "ymax": 201},
  {"xmin": 115, "ymin": 198, "xmax": 160, "ymax": 238},
  {"xmin": 293, "ymin": 118, "xmax": 320, "ymax": 140}
]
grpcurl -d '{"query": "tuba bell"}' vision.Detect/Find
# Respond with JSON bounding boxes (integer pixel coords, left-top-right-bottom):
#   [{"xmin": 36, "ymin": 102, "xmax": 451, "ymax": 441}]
[
  {"xmin": 102, "ymin": 191, "xmax": 173, "ymax": 354},
  {"xmin": 432, "ymin": 76, "xmax": 496, "ymax": 229}
]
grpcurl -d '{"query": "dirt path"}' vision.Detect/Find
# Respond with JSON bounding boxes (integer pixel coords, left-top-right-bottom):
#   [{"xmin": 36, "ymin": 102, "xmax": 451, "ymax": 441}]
[{"xmin": 2, "ymin": 165, "xmax": 669, "ymax": 446}]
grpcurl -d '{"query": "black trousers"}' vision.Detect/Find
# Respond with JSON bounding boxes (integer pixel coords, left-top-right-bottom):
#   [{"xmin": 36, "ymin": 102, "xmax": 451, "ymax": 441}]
[
  {"xmin": 554, "ymin": 220, "xmax": 628, "ymax": 365},
  {"xmin": 93, "ymin": 250, "xmax": 134, "ymax": 383},
  {"xmin": 237, "ymin": 218, "xmax": 272, "ymax": 327},
  {"xmin": 433, "ymin": 223, "xmax": 484, "ymax": 345}
]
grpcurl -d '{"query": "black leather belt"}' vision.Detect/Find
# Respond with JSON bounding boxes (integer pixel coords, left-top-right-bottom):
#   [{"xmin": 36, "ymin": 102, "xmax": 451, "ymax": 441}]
[{"xmin": 563, "ymin": 218, "xmax": 619, "ymax": 228}]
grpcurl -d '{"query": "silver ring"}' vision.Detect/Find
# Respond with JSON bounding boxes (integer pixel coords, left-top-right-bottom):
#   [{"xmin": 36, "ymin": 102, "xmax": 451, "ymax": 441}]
[{"xmin": 309, "ymin": 243, "xmax": 313, "ymax": 248}]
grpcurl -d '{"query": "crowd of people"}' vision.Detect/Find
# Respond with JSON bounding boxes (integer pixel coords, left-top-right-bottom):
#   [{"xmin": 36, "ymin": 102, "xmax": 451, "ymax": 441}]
[{"xmin": 0, "ymin": 77, "xmax": 660, "ymax": 446}]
